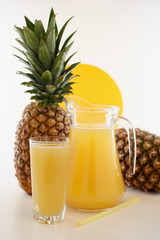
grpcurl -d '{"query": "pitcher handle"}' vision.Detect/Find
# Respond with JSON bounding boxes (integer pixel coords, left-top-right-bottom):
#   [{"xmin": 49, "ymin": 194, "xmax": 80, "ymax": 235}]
[{"xmin": 116, "ymin": 116, "xmax": 136, "ymax": 175}]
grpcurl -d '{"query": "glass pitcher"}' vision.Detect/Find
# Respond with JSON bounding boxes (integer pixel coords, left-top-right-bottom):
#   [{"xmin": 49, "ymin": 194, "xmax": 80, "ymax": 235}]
[{"xmin": 65, "ymin": 97, "xmax": 136, "ymax": 210}]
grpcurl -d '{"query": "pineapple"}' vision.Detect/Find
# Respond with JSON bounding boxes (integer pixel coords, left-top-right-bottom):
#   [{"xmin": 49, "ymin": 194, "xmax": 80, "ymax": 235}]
[
  {"xmin": 14, "ymin": 8, "xmax": 79, "ymax": 194},
  {"xmin": 115, "ymin": 128, "xmax": 160, "ymax": 192}
]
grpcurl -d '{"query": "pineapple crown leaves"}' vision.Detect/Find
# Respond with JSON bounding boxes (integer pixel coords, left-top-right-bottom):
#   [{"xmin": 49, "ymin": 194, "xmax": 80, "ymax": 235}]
[{"xmin": 14, "ymin": 8, "xmax": 80, "ymax": 106}]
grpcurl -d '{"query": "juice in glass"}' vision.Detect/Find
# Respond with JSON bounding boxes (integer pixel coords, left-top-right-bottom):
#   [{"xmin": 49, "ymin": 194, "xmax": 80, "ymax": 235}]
[
  {"xmin": 67, "ymin": 126, "xmax": 125, "ymax": 210},
  {"xmin": 30, "ymin": 136, "xmax": 69, "ymax": 224}
]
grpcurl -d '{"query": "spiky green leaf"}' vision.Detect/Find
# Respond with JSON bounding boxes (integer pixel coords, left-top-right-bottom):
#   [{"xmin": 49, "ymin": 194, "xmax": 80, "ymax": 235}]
[
  {"xmin": 21, "ymin": 81, "xmax": 41, "ymax": 88},
  {"xmin": 38, "ymin": 38, "xmax": 51, "ymax": 69},
  {"xmin": 13, "ymin": 46, "xmax": 25, "ymax": 56},
  {"xmin": 31, "ymin": 95, "xmax": 39, "ymax": 100},
  {"xmin": 60, "ymin": 74, "xmax": 79, "ymax": 88},
  {"xmin": 34, "ymin": 20, "xmax": 46, "ymax": 40},
  {"xmin": 25, "ymin": 89, "xmax": 38, "ymax": 94},
  {"xmin": 48, "ymin": 8, "xmax": 55, "ymax": 25},
  {"xmin": 15, "ymin": 45, "xmax": 43, "ymax": 75},
  {"xmin": 54, "ymin": 41, "xmax": 73, "ymax": 65},
  {"xmin": 25, "ymin": 67, "xmax": 42, "ymax": 83},
  {"xmin": 14, "ymin": 26, "xmax": 25, "ymax": 41},
  {"xmin": 22, "ymin": 80, "xmax": 44, "ymax": 91},
  {"xmin": 55, "ymin": 89, "xmax": 62, "ymax": 94},
  {"xmin": 61, "ymin": 90, "xmax": 73, "ymax": 96},
  {"xmin": 48, "ymin": 8, "xmax": 58, "ymax": 35},
  {"xmin": 28, "ymin": 59, "xmax": 43, "ymax": 75},
  {"xmin": 24, "ymin": 16, "xmax": 35, "ymax": 31},
  {"xmin": 56, "ymin": 96, "xmax": 64, "ymax": 103},
  {"xmin": 61, "ymin": 31, "xmax": 76, "ymax": 51},
  {"xmin": 51, "ymin": 57, "xmax": 64, "ymax": 80},
  {"xmin": 25, "ymin": 52, "xmax": 44, "ymax": 74},
  {"xmin": 21, "ymin": 81, "xmax": 34, "ymax": 86},
  {"xmin": 56, "ymin": 17, "xmax": 74, "ymax": 54},
  {"xmin": 55, "ymin": 23, "xmax": 58, "ymax": 37},
  {"xmin": 62, "ymin": 73, "xmax": 73, "ymax": 82},
  {"xmin": 40, "ymin": 92, "xmax": 50, "ymax": 97},
  {"xmin": 65, "ymin": 62, "xmax": 80, "ymax": 75},
  {"xmin": 51, "ymin": 41, "xmax": 74, "ymax": 79},
  {"xmin": 62, "ymin": 84, "xmax": 73, "ymax": 92},
  {"xmin": 30, "ymin": 95, "xmax": 37, "ymax": 99},
  {"xmin": 16, "ymin": 71, "xmax": 37, "ymax": 81},
  {"xmin": 47, "ymin": 15, "xmax": 56, "ymax": 36},
  {"xmin": 23, "ymin": 27, "xmax": 39, "ymax": 53},
  {"xmin": 41, "ymin": 70, "xmax": 52, "ymax": 84},
  {"xmin": 54, "ymin": 74, "xmax": 65, "ymax": 87},
  {"xmin": 64, "ymin": 51, "xmax": 77, "ymax": 67},
  {"xmin": 60, "ymin": 81, "xmax": 75, "ymax": 89},
  {"xmin": 26, "ymin": 51, "xmax": 43, "ymax": 67},
  {"xmin": 45, "ymin": 84, "xmax": 56, "ymax": 94},
  {"xmin": 46, "ymin": 28, "xmax": 56, "ymax": 59},
  {"xmin": 15, "ymin": 39, "xmax": 35, "ymax": 55},
  {"xmin": 13, "ymin": 54, "xmax": 30, "ymax": 67},
  {"xmin": 32, "ymin": 84, "xmax": 44, "ymax": 91}
]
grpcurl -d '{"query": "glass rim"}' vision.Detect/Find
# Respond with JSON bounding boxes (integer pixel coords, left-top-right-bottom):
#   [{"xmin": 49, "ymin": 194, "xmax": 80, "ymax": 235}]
[{"xmin": 30, "ymin": 136, "xmax": 70, "ymax": 145}]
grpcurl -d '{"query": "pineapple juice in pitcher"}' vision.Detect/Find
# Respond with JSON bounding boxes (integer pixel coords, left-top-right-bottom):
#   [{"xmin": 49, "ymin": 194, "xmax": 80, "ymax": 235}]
[
  {"xmin": 65, "ymin": 97, "xmax": 136, "ymax": 210},
  {"xmin": 67, "ymin": 126, "xmax": 125, "ymax": 209}
]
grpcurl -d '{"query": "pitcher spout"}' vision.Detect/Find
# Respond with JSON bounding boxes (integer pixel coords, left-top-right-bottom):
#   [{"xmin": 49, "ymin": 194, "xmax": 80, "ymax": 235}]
[
  {"xmin": 64, "ymin": 96, "xmax": 94, "ymax": 112},
  {"xmin": 65, "ymin": 96, "xmax": 119, "ymax": 113},
  {"xmin": 64, "ymin": 96, "xmax": 119, "ymax": 127}
]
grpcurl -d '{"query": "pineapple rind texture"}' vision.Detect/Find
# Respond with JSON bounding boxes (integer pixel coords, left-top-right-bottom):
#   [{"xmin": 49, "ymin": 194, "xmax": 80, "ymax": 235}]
[
  {"xmin": 115, "ymin": 128, "xmax": 160, "ymax": 192},
  {"xmin": 14, "ymin": 102, "xmax": 71, "ymax": 194}
]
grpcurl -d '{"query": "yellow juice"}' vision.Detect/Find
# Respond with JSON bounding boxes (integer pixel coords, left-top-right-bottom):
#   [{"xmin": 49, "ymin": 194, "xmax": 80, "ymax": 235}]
[
  {"xmin": 67, "ymin": 127, "xmax": 125, "ymax": 210},
  {"xmin": 30, "ymin": 143, "xmax": 69, "ymax": 217}
]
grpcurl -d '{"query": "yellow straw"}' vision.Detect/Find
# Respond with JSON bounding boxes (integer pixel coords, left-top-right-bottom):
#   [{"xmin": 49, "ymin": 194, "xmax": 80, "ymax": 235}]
[{"xmin": 77, "ymin": 196, "xmax": 140, "ymax": 227}]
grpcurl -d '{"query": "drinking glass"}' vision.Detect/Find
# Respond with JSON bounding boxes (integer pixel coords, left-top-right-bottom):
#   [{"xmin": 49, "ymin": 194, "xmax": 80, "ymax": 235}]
[{"xmin": 30, "ymin": 136, "xmax": 70, "ymax": 224}]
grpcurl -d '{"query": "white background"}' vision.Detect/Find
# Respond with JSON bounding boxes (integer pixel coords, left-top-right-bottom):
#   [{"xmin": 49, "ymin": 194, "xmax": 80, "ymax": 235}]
[{"xmin": 1, "ymin": 0, "xmax": 160, "ymax": 182}]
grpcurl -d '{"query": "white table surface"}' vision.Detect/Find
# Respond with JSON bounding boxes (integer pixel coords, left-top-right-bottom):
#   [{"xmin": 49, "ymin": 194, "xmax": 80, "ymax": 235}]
[{"xmin": 1, "ymin": 181, "xmax": 159, "ymax": 240}]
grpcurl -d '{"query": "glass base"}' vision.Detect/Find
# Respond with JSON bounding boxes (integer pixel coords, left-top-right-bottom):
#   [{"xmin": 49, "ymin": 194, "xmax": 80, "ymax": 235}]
[{"xmin": 34, "ymin": 206, "xmax": 66, "ymax": 224}]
